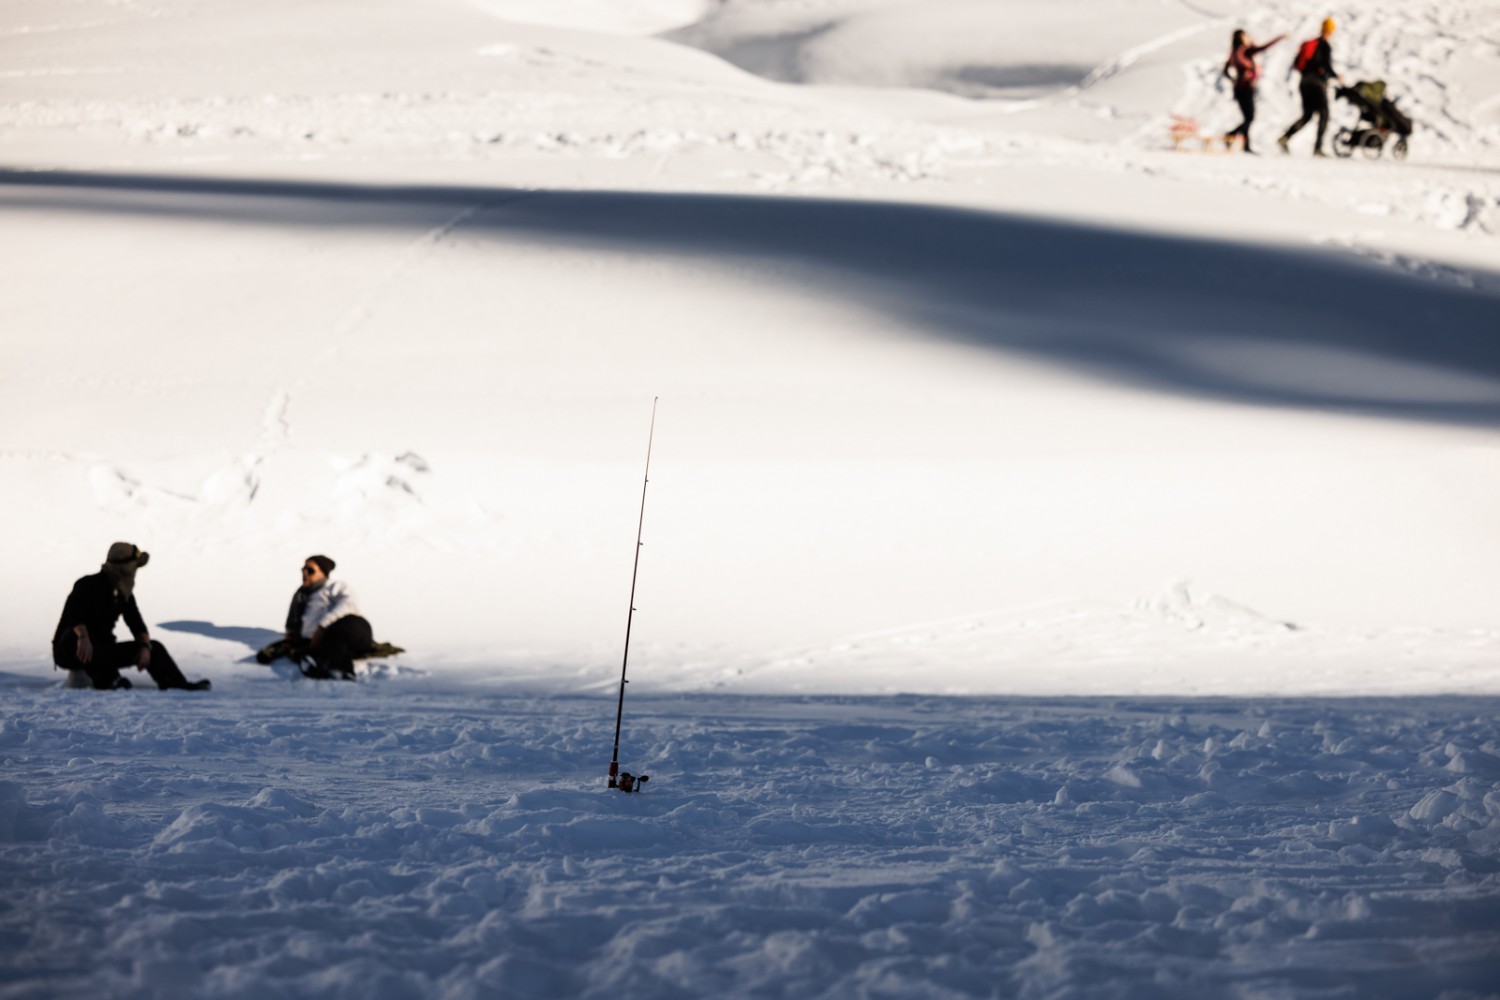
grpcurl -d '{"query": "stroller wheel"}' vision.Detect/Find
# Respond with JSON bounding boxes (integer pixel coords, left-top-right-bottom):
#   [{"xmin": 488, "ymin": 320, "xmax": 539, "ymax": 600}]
[
  {"xmin": 1360, "ymin": 131, "xmax": 1384, "ymax": 159},
  {"xmin": 1391, "ymin": 136, "xmax": 1409, "ymax": 161},
  {"xmin": 1333, "ymin": 127, "xmax": 1355, "ymax": 159}
]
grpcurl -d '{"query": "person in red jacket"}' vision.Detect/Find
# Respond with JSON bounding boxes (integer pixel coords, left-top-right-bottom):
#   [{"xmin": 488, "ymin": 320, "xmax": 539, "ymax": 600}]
[
  {"xmin": 1221, "ymin": 29, "xmax": 1284, "ymax": 154},
  {"xmin": 1279, "ymin": 17, "xmax": 1344, "ymax": 156}
]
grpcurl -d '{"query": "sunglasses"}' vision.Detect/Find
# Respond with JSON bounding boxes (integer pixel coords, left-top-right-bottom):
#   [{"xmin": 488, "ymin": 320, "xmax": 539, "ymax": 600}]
[{"xmin": 301, "ymin": 566, "xmax": 318, "ymax": 576}]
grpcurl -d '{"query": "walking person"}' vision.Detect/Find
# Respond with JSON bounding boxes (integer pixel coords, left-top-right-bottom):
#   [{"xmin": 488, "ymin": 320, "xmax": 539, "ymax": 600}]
[
  {"xmin": 1279, "ymin": 17, "xmax": 1344, "ymax": 156},
  {"xmin": 1221, "ymin": 28, "xmax": 1284, "ymax": 154},
  {"xmin": 285, "ymin": 555, "xmax": 374, "ymax": 680},
  {"xmin": 52, "ymin": 543, "xmax": 211, "ymax": 691}
]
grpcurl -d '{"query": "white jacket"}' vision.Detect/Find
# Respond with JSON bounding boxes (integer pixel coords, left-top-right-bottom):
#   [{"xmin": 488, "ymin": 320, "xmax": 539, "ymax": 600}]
[{"xmin": 298, "ymin": 579, "xmax": 362, "ymax": 639}]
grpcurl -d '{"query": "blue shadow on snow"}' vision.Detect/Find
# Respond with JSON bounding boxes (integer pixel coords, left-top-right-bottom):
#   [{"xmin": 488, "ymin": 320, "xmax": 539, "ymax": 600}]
[
  {"xmin": 157, "ymin": 620, "xmax": 281, "ymax": 653},
  {"xmin": 2, "ymin": 168, "xmax": 1498, "ymax": 428}
]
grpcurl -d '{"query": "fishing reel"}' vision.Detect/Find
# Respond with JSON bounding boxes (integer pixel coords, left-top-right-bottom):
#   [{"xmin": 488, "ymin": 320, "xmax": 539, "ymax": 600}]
[{"xmin": 608, "ymin": 763, "xmax": 649, "ymax": 793}]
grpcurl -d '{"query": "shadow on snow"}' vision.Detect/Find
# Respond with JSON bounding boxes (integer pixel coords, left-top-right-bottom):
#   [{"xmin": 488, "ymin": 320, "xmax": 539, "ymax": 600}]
[
  {"xmin": 3, "ymin": 167, "xmax": 1499, "ymax": 427},
  {"xmin": 157, "ymin": 620, "xmax": 283, "ymax": 654}
]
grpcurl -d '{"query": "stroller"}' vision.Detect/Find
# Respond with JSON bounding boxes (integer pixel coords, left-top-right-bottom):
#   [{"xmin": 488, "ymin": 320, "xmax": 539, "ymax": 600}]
[{"xmin": 1332, "ymin": 80, "xmax": 1412, "ymax": 160}]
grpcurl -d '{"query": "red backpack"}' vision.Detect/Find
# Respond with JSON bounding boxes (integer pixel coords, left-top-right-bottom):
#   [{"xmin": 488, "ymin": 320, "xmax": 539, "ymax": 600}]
[{"xmin": 1293, "ymin": 37, "xmax": 1320, "ymax": 73}]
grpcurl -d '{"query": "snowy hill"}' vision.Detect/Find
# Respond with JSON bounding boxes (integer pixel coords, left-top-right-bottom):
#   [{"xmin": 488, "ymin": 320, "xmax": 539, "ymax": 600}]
[{"xmin": 3, "ymin": 1, "xmax": 1500, "ymax": 997}]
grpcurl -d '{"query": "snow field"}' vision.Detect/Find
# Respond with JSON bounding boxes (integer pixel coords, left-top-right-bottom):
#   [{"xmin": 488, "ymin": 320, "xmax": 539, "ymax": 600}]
[
  {"xmin": 4, "ymin": 0, "xmax": 1500, "ymax": 996},
  {"xmin": 2, "ymin": 169, "xmax": 1496, "ymax": 686},
  {"xmin": 2, "ymin": 686, "xmax": 1498, "ymax": 999}
]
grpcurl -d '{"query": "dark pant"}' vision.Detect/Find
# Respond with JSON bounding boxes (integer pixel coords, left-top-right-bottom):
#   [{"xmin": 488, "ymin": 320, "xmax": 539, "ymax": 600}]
[
  {"xmin": 306, "ymin": 616, "xmax": 373, "ymax": 679},
  {"xmin": 54, "ymin": 638, "xmax": 193, "ymax": 690},
  {"xmin": 1227, "ymin": 86, "xmax": 1256, "ymax": 148},
  {"xmin": 1283, "ymin": 77, "xmax": 1330, "ymax": 150}
]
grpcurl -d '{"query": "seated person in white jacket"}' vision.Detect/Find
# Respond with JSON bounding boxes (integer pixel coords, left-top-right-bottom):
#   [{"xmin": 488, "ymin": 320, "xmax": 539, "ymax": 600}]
[{"xmin": 286, "ymin": 554, "xmax": 373, "ymax": 680}]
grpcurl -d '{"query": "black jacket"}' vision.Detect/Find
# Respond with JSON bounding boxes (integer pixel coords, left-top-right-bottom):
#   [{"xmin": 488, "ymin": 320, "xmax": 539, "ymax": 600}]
[
  {"xmin": 52, "ymin": 572, "xmax": 148, "ymax": 656},
  {"xmin": 1301, "ymin": 38, "xmax": 1336, "ymax": 82}
]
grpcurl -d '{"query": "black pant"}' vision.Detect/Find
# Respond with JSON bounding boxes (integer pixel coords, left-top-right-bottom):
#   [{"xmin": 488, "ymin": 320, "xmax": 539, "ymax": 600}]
[
  {"xmin": 1227, "ymin": 86, "xmax": 1256, "ymax": 148},
  {"xmin": 54, "ymin": 638, "xmax": 193, "ymax": 690},
  {"xmin": 1283, "ymin": 77, "xmax": 1330, "ymax": 150},
  {"xmin": 306, "ymin": 616, "xmax": 373, "ymax": 679}
]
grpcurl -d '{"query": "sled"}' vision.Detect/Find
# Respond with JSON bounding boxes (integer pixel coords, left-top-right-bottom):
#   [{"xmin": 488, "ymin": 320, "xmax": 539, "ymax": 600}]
[
  {"xmin": 254, "ymin": 638, "xmax": 406, "ymax": 665},
  {"xmin": 1168, "ymin": 115, "xmax": 1238, "ymax": 153}
]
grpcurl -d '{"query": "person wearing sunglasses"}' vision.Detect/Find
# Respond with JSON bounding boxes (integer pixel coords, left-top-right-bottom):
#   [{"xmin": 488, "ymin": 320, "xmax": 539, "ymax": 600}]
[
  {"xmin": 52, "ymin": 542, "xmax": 212, "ymax": 691},
  {"xmin": 283, "ymin": 555, "xmax": 373, "ymax": 680}
]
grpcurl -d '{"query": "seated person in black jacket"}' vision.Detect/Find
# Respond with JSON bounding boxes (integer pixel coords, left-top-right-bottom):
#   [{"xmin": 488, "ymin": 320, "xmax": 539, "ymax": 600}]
[{"xmin": 52, "ymin": 542, "xmax": 211, "ymax": 691}]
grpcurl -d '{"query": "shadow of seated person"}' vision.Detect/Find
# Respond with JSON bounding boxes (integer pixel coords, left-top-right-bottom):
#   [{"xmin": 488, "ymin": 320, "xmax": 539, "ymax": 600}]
[{"xmin": 158, "ymin": 621, "xmax": 284, "ymax": 660}]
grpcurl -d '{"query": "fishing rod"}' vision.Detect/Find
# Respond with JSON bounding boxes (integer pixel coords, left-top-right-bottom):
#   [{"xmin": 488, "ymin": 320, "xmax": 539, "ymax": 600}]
[{"xmin": 608, "ymin": 397, "xmax": 658, "ymax": 793}]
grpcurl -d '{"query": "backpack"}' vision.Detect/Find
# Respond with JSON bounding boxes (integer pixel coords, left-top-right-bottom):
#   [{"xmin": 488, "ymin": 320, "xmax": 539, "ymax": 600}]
[{"xmin": 1293, "ymin": 37, "xmax": 1320, "ymax": 73}]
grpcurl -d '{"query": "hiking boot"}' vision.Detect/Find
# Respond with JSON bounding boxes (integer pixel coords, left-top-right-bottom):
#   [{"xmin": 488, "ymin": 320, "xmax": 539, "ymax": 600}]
[
  {"xmin": 112, "ymin": 676, "xmax": 133, "ymax": 690},
  {"xmin": 1313, "ymin": 148, "xmax": 1328, "ymax": 158},
  {"xmin": 1277, "ymin": 136, "xmax": 1290, "ymax": 154},
  {"xmin": 184, "ymin": 679, "xmax": 212, "ymax": 691}
]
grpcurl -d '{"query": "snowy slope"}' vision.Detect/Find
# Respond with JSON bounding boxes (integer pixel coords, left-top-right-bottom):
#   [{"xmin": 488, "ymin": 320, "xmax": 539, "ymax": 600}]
[
  {"xmin": 3, "ymin": 166, "xmax": 1497, "ymax": 694},
  {"xmin": 3, "ymin": 1, "xmax": 1500, "ymax": 997}
]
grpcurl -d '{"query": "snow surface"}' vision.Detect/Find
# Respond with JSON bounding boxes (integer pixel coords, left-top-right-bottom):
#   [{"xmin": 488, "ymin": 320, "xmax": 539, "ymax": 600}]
[
  {"xmin": 3, "ymin": 0, "xmax": 1500, "ymax": 995},
  {"xmin": 3, "ymin": 679, "xmax": 1500, "ymax": 998}
]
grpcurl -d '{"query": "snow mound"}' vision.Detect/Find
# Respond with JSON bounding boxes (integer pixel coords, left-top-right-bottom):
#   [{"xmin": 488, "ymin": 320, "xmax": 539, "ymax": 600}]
[
  {"xmin": 1142, "ymin": 579, "xmax": 1295, "ymax": 635},
  {"xmin": 464, "ymin": 0, "xmax": 710, "ymax": 35},
  {"xmin": 666, "ymin": 0, "xmax": 1201, "ymax": 99}
]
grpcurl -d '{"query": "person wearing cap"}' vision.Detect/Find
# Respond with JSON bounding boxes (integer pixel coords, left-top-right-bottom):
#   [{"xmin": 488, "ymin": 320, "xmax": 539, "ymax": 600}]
[
  {"xmin": 51, "ymin": 543, "xmax": 211, "ymax": 691},
  {"xmin": 283, "ymin": 555, "xmax": 373, "ymax": 680},
  {"xmin": 1278, "ymin": 17, "xmax": 1344, "ymax": 156}
]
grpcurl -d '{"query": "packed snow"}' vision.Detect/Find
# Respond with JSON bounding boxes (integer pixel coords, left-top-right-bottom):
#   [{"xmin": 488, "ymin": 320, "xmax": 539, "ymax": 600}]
[
  {"xmin": 4, "ymin": 683, "xmax": 1500, "ymax": 998},
  {"xmin": 2, "ymin": 0, "xmax": 1499, "ymax": 996}
]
